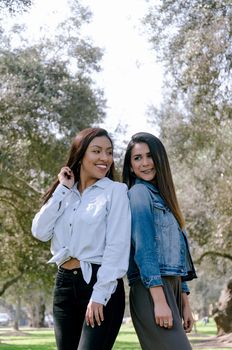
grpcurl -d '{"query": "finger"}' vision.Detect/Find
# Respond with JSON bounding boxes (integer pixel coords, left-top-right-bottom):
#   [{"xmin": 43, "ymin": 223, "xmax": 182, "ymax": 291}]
[
  {"xmin": 184, "ymin": 320, "xmax": 191, "ymax": 333},
  {"xmin": 63, "ymin": 167, "xmax": 72, "ymax": 178},
  {"xmin": 162, "ymin": 320, "xmax": 168, "ymax": 328},
  {"xmin": 99, "ymin": 306, "xmax": 104, "ymax": 322},
  {"xmin": 168, "ymin": 318, "xmax": 173, "ymax": 329},
  {"xmin": 61, "ymin": 167, "xmax": 69, "ymax": 174},
  {"xmin": 85, "ymin": 311, "xmax": 89, "ymax": 326},
  {"xmin": 184, "ymin": 325, "xmax": 191, "ymax": 333},
  {"xmin": 187, "ymin": 320, "xmax": 194, "ymax": 333},
  {"xmin": 89, "ymin": 312, "xmax": 95, "ymax": 328},
  {"xmin": 86, "ymin": 308, "xmax": 94, "ymax": 328},
  {"xmin": 94, "ymin": 309, "xmax": 101, "ymax": 326}
]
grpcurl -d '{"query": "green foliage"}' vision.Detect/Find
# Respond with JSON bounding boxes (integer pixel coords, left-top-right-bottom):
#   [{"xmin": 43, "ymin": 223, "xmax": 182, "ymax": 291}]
[
  {"xmin": 0, "ymin": 0, "xmax": 105, "ymax": 299},
  {"xmin": 145, "ymin": 1, "xmax": 232, "ymax": 327},
  {"xmin": 146, "ymin": 0, "xmax": 232, "ymax": 264}
]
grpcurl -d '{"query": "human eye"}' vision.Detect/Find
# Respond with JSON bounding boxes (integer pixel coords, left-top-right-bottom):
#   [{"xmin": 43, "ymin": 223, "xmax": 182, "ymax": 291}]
[
  {"xmin": 133, "ymin": 155, "xmax": 141, "ymax": 161},
  {"xmin": 92, "ymin": 149, "xmax": 100, "ymax": 154}
]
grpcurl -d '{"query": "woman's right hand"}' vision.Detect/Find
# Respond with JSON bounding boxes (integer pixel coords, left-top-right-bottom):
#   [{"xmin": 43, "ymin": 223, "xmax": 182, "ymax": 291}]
[
  {"xmin": 150, "ymin": 286, "xmax": 173, "ymax": 328},
  {"xmin": 58, "ymin": 166, "xmax": 75, "ymax": 189}
]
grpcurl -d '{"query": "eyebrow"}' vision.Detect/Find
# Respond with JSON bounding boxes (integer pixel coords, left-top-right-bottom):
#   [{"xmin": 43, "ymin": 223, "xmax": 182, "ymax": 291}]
[
  {"xmin": 132, "ymin": 152, "xmax": 151, "ymax": 156},
  {"xmin": 90, "ymin": 145, "xmax": 113, "ymax": 150}
]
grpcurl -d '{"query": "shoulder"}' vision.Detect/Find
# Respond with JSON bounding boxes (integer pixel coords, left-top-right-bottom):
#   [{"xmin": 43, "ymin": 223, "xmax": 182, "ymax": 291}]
[
  {"xmin": 128, "ymin": 184, "xmax": 152, "ymax": 207},
  {"xmin": 111, "ymin": 181, "xmax": 128, "ymax": 190},
  {"xmin": 102, "ymin": 179, "xmax": 128, "ymax": 195},
  {"xmin": 128, "ymin": 183, "xmax": 150, "ymax": 198}
]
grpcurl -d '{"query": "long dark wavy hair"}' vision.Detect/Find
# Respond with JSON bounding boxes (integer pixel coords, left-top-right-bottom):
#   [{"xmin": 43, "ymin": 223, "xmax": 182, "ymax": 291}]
[
  {"xmin": 43, "ymin": 127, "xmax": 115, "ymax": 204},
  {"xmin": 122, "ymin": 132, "xmax": 185, "ymax": 229}
]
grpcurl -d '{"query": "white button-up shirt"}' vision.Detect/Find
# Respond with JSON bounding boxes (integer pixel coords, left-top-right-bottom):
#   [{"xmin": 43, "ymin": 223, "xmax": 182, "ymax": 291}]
[{"xmin": 32, "ymin": 177, "xmax": 131, "ymax": 305}]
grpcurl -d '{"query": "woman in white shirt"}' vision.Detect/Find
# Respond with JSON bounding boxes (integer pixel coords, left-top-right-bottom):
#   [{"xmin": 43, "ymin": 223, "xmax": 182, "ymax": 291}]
[{"xmin": 32, "ymin": 127, "xmax": 131, "ymax": 350}]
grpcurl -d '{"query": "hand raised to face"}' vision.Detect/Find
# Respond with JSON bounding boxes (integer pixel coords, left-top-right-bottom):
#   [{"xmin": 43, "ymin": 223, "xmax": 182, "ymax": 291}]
[{"xmin": 58, "ymin": 166, "xmax": 75, "ymax": 189}]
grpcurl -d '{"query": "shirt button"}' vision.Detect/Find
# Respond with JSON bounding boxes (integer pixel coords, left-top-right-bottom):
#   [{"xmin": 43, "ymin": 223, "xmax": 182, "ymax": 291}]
[
  {"xmin": 70, "ymin": 223, "xmax": 72, "ymax": 227},
  {"xmin": 73, "ymin": 270, "xmax": 78, "ymax": 275},
  {"xmin": 62, "ymin": 191, "xmax": 65, "ymax": 194}
]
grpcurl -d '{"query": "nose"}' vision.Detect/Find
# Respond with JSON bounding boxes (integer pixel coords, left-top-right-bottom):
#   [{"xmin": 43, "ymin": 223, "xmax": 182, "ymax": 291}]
[
  {"xmin": 141, "ymin": 156, "xmax": 150, "ymax": 167},
  {"xmin": 99, "ymin": 151, "xmax": 110, "ymax": 161}
]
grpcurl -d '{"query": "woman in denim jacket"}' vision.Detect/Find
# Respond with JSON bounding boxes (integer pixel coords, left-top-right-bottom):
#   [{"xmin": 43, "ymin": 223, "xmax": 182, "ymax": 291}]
[{"xmin": 122, "ymin": 132, "xmax": 197, "ymax": 350}]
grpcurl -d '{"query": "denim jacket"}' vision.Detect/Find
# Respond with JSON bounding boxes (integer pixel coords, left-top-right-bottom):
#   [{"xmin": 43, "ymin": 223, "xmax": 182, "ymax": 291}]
[{"xmin": 127, "ymin": 179, "xmax": 197, "ymax": 293}]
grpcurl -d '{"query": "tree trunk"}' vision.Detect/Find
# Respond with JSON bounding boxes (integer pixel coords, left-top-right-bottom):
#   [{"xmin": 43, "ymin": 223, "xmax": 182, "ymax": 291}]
[
  {"xmin": 13, "ymin": 294, "xmax": 21, "ymax": 331},
  {"xmin": 38, "ymin": 295, "xmax": 46, "ymax": 328},
  {"xmin": 213, "ymin": 279, "xmax": 232, "ymax": 335},
  {"xmin": 29, "ymin": 295, "xmax": 46, "ymax": 327}
]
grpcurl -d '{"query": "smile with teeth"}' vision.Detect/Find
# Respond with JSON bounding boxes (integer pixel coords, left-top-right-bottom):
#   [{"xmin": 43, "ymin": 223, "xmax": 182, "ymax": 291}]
[{"xmin": 141, "ymin": 169, "xmax": 154, "ymax": 174}]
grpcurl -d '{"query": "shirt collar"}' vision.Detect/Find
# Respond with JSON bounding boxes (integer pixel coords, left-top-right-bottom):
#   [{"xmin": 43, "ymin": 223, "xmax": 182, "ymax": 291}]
[
  {"xmin": 71, "ymin": 177, "xmax": 112, "ymax": 194},
  {"xmin": 92, "ymin": 177, "xmax": 112, "ymax": 189}
]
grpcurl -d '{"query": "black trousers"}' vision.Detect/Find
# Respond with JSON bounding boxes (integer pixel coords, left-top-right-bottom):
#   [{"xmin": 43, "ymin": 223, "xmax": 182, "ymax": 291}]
[
  {"xmin": 130, "ymin": 277, "xmax": 192, "ymax": 350},
  {"xmin": 53, "ymin": 264, "xmax": 125, "ymax": 350}
]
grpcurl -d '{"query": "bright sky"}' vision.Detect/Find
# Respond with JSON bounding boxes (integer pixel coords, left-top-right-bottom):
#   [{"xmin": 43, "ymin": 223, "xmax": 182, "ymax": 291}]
[{"xmin": 6, "ymin": 0, "xmax": 163, "ymax": 140}]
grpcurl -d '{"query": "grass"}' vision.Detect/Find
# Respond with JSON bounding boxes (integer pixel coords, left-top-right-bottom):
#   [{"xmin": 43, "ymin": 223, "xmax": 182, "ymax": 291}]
[{"xmin": 0, "ymin": 319, "xmax": 231, "ymax": 350}]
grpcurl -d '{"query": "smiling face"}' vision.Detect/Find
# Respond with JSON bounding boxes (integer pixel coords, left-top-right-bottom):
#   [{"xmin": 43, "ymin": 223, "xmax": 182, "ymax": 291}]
[
  {"xmin": 80, "ymin": 136, "xmax": 113, "ymax": 186},
  {"xmin": 130, "ymin": 142, "xmax": 156, "ymax": 182}
]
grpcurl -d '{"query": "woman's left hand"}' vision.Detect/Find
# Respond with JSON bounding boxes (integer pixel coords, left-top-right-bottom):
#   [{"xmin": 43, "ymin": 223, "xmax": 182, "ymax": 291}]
[
  {"xmin": 182, "ymin": 293, "xmax": 194, "ymax": 333},
  {"xmin": 85, "ymin": 300, "xmax": 104, "ymax": 328}
]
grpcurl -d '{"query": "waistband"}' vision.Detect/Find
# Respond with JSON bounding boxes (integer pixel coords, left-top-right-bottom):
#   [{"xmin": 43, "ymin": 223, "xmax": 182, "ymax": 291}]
[{"xmin": 58, "ymin": 263, "xmax": 100, "ymax": 275}]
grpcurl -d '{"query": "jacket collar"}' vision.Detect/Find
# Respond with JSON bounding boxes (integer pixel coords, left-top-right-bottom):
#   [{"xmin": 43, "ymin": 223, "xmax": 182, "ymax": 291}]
[{"xmin": 135, "ymin": 178, "xmax": 159, "ymax": 194}]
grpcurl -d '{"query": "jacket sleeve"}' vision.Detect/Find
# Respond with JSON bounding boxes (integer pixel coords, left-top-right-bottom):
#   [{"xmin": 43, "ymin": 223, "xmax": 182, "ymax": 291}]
[
  {"xmin": 181, "ymin": 281, "xmax": 190, "ymax": 294},
  {"xmin": 128, "ymin": 184, "xmax": 163, "ymax": 288},
  {"xmin": 90, "ymin": 183, "xmax": 131, "ymax": 305}
]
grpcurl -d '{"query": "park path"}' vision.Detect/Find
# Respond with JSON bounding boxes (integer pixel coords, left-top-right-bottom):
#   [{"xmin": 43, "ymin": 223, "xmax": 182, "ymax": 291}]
[{"xmin": 191, "ymin": 333, "xmax": 232, "ymax": 349}]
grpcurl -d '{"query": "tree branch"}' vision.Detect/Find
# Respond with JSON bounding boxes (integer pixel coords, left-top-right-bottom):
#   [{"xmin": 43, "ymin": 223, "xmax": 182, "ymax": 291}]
[
  {"xmin": 4, "ymin": 172, "xmax": 42, "ymax": 195},
  {"xmin": 0, "ymin": 272, "xmax": 24, "ymax": 297},
  {"xmin": 195, "ymin": 251, "xmax": 232, "ymax": 264}
]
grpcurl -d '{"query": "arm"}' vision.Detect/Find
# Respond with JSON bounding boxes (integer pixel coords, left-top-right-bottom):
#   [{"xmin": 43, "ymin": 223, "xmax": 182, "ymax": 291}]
[
  {"xmin": 129, "ymin": 185, "xmax": 173, "ymax": 328},
  {"xmin": 31, "ymin": 167, "xmax": 74, "ymax": 241},
  {"xmin": 150, "ymin": 286, "xmax": 173, "ymax": 328},
  {"xmin": 91, "ymin": 183, "xmax": 131, "ymax": 303},
  {"xmin": 86, "ymin": 183, "xmax": 131, "ymax": 327},
  {"xmin": 129, "ymin": 184, "xmax": 162, "ymax": 287},
  {"xmin": 182, "ymin": 293, "xmax": 194, "ymax": 333}
]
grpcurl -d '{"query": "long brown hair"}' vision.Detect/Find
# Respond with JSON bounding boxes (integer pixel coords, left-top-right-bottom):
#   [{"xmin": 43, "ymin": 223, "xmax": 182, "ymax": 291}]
[
  {"xmin": 43, "ymin": 127, "xmax": 115, "ymax": 204},
  {"xmin": 122, "ymin": 132, "xmax": 185, "ymax": 229}
]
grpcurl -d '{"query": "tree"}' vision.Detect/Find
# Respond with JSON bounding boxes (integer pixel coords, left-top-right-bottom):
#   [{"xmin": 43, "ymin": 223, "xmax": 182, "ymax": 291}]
[
  {"xmin": 0, "ymin": 0, "xmax": 32, "ymax": 13},
  {"xmin": 213, "ymin": 279, "xmax": 232, "ymax": 335},
  {"xmin": 0, "ymin": 0, "xmax": 105, "ymax": 309},
  {"xmin": 145, "ymin": 0, "xmax": 232, "ymax": 332},
  {"xmin": 145, "ymin": 0, "xmax": 232, "ymax": 261}
]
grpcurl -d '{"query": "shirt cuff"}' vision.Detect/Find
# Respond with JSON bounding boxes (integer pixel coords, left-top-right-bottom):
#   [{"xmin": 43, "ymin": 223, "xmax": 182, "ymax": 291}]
[
  {"xmin": 90, "ymin": 290, "xmax": 111, "ymax": 306},
  {"xmin": 51, "ymin": 184, "xmax": 71, "ymax": 200}
]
